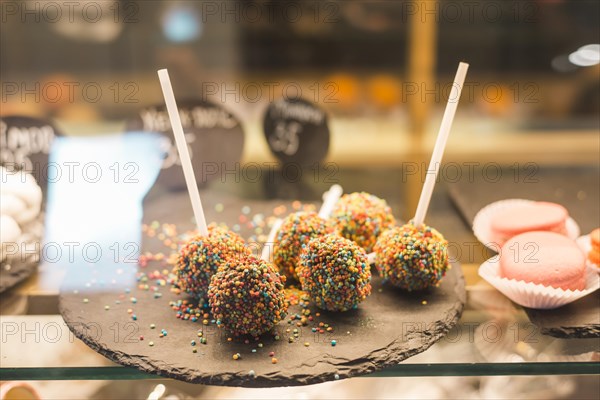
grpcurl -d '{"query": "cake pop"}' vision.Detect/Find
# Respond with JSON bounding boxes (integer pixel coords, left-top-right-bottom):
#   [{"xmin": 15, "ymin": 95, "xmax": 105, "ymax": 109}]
[
  {"xmin": 329, "ymin": 192, "xmax": 396, "ymax": 252},
  {"xmin": 272, "ymin": 211, "xmax": 335, "ymax": 280},
  {"xmin": 208, "ymin": 256, "xmax": 287, "ymax": 336},
  {"xmin": 268, "ymin": 185, "xmax": 343, "ymax": 280},
  {"xmin": 371, "ymin": 63, "xmax": 468, "ymax": 291},
  {"xmin": 159, "ymin": 70, "xmax": 250, "ymax": 300},
  {"xmin": 298, "ymin": 234, "xmax": 371, "ymax": 311},
  {"xmin": 174, "ymin": 224, "xmax": 251, "ymax": 299},
  {"xmin": 373, "ymin": 224, "xmax": 449, "ymax": 291}
]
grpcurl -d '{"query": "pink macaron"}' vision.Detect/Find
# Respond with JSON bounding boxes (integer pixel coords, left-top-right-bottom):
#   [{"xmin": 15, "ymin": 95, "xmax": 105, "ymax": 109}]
[
  {"xmin": 500, "ymin": 231, "xmax": 586, "ymax": 291},
  {"xmin": 490, "ymin": 202, "xmax": 568, "ymax": 246}
]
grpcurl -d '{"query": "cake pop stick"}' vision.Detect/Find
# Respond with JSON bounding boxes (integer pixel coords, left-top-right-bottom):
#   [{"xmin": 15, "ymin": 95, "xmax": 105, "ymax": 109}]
[
  {"xmin": 318, "ymin": 184, "xmax": 343, "ymax": 219},
  {"xmin": 158, "ymin": 69, "xmax": 208, "ymax": 236},
  {"xmin": 413, "ymin": 62, "xmax": 469, "ymax": 227},
  {"xmin": 261, "ymin": 218, "xmax": 283, "ymax": 262},
  {"xmin": 366, "ymin": 62, "xmax": 469, "ymax": 266},
  {"xmin": 367, "ymin": 252, "xmax": 376, "ymax": 265}
]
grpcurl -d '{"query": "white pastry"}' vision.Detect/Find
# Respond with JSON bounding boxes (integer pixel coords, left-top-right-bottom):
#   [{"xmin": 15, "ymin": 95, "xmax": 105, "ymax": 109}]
[
  {"xmin": 0, "ymin": 167, "xmax": 42, "ymax": 225},
  {"xmin": 0, "ymin": 215, "xmax": 22, "ymax": 261},
  {"xmin": 1, "ymin": 193, "xmax": 27, "ymax": 218}
]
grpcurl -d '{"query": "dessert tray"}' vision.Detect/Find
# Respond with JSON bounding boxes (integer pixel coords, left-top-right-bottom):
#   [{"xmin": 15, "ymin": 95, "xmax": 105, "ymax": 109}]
[{"xmin": 59, "ymin": 192, "xmax": 466, "ymax": 387}]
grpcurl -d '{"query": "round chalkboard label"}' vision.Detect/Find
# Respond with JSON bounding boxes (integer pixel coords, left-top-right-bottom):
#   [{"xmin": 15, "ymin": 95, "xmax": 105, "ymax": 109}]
[
  {"xmin": 263, "ymin": 97, "xmax": 330, "ymax": 166},
  {"xmin": 0, "ymin": 115, "xmax": 61, "ymax": 192},
  {"xmin": 126, "ymin": 99, "xmax": 244, "ymax": 190}
]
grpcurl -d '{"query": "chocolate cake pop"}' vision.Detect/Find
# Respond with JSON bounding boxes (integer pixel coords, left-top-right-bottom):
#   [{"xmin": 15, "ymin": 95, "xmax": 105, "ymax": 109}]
[
  {"xmin": 174, "ymin": 225, "xmax": 251, "ymax": 300},
  {"xmin": 298, "ymin": 234, "xmax": 371, "ymax": 311},
  {"xmin": 329, "ymin": 192, "xmax": 396, "ymax": 252},
  {"xmin": 272, "ymin": 211, "xmax": 335, "ymax": 280},
  {"xmin": 208, "ymin": 256, "xmax": 287, "ymax": 336},
  {"xmin": 373, "ymin": 223, "xmax": 449, "ymax": 291}
]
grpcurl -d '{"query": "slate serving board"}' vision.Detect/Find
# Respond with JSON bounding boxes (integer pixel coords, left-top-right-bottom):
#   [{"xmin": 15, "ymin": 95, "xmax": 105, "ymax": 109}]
[
  {"xmin": 448, "ymin": 166, "xmax": 600, "ymax": 338},
  {"xmin": 59, "ymin": 191, "xmax": 465, "ymax": 387}
]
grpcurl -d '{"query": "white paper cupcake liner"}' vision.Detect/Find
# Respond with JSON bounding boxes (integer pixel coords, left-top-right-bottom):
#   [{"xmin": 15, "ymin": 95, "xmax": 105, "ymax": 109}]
[
  {"xmin": 473, "ymin": 199, "xmax": 580, "ymax": 251},
  {"xmin": 478, "ymin": 257, "xmax": 600, "ymax": 309},
  {"xmin": 576, "ymin": 234, "xmax": 600, "ymax": 273}
]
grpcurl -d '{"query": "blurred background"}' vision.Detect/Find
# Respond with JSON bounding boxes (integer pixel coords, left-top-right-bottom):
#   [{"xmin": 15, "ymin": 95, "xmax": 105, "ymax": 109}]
[
  {"xmin": 1, "ymin": 1, "xmax": 599, "ymax": 399},
  {"xmin": 2, "ymin": 0, "xmax": 598, "ymax": 162}
]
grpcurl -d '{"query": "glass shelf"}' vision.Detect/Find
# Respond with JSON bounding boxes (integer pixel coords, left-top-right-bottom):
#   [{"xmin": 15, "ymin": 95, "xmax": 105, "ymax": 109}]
[
  {"xmin": 2, "ymin": 268, "xmax": 599, "ymax": 381},
  {"xmin": 1, "ymin": 167, "xmax": 599, "ymax": 383}
]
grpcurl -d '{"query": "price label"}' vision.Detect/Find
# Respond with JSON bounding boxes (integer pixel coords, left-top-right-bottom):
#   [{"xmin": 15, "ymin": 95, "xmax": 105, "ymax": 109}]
[
  {"xmin": 263, "ymin": 97, "xmax": 330, "ymax": 166},
  {"xmin": 126, "ymin": 99, "xmax": 244, "ymax": 190},
  {"xmin": 0, "ymin": 115, "xmax": 61, "ymax": 192}
]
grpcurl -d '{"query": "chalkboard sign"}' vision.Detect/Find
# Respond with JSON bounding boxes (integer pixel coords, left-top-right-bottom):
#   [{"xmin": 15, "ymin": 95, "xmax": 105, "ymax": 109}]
[
  {"xmin": 0, "ymin": 115, "xmax": 61, "ymax": 193},
  {"xmin": 263, "ymin": 97, "xmax": 330, "ymax": 166},
  {"xmin": 126, "ymin": 99, "xmax": 244, "ymax": 190}
]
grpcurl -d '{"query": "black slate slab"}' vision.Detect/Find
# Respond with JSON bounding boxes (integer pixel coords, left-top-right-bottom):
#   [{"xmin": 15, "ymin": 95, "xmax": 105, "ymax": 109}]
[
  {"xmin": 448, "ymin": 166, "xmax": 600, "ymax": 339},
  {"xmin": 59, "ymin": 191, "xmax": 465, "ymax": 387},
  {"xmin": 525, "ymin": 292, "xmax": 600, "ymax": 339}
]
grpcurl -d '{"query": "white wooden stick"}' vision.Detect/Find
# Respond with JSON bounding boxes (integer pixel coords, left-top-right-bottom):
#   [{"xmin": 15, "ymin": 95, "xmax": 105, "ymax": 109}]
[
  {"xmin": 261, "ymin": 218, "xmax": 283, "ymax": 262},
  {"xmin": 413, "ymin": 62, "xmax": 469, "ymax": 226},
  {"xmin": 318, "ymin": 184, "xmax": 343, "ymax": 219},
  {"xmin": 366, "ymin": 252, "xmax": 376, "ymax": 265},
  {"xmin": 158, "ymin": 69, "xmax": 208, "ymax": 236}
]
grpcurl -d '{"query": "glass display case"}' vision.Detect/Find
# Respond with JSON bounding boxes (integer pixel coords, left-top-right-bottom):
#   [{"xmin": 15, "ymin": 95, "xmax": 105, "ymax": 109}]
[{"xmin": 1, "ymin": 1, "xmax": 599, "ymax": 399}]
